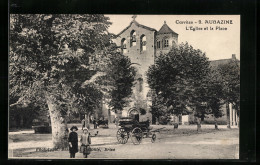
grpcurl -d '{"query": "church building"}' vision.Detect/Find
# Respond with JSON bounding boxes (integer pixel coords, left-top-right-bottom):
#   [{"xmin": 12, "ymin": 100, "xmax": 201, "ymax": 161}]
[
  {"xmin": 102, "ymin": 15, "xmax": 239, "ymax": 127},
  {"xmin": 110, "ymin": 16, "xmax": 178, "ymax": 123}
]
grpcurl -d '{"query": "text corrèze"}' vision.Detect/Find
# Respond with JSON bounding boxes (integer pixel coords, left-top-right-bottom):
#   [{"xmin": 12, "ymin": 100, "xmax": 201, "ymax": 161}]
[{"xmin": 175, "ymin": 20, "xmax": 233, "ymax": 25}]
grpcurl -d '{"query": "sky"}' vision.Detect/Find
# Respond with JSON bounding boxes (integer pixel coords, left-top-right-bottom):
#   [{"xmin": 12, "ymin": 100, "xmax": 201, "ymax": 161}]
[{"xmin": 105, "ymin": 15, "xmax": 240, "ymax": 61}]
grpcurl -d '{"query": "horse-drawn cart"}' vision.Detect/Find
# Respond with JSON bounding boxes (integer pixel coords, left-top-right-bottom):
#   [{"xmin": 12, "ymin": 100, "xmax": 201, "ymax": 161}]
[{"xmin": 116, "ymin": 117, "xmax": 165, "ymax": 145}]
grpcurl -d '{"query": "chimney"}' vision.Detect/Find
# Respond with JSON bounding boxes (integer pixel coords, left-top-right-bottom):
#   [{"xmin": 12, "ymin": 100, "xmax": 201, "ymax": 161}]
[{"xmin": 232, "ymin": 54, "xmax": 236, "ymax": 59}]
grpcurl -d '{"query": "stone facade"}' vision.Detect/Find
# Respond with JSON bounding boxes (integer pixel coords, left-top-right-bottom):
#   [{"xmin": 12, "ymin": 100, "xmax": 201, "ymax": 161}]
[
  {"xmin": 155, "ymin": 21, "xmax": 178, "ymax": 57},
  {"xmin": 112, "ymin": 18, "xmax": 178, "ymax": 123},
  {"xmin": 114, "ymin": 20, "xmax": 157, "ymax": 76}
]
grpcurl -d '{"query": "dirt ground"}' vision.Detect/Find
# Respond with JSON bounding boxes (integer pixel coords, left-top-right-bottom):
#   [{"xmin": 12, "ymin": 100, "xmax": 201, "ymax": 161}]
[{"xmin": 9, "ymin": 124, "xmax": 239, "ymax": 159}]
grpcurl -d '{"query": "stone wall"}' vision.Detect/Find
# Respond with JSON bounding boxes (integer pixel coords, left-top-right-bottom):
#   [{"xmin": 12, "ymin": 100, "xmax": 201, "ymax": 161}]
[
  {"xmin": 114, "ymin": 22, "xmax": 156, "ymax": 121},
  {"xmin": 156, "ymin": 33, "xmax": 178, "ymax": 57}
]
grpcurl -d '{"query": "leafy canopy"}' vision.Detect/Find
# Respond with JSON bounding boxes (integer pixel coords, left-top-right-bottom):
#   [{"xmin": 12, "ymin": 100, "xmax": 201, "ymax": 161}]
[
  {"xmin": 218, "ymin": 59, "xmax": 240, "ymax": 114},
  {"xmin": 10, "ymin": 14, "xmax": 112, "ymax": 116},
  {"xmin": 147, "ymin": 42, "xmax": 211, "ymax": 117},
  {"xmin": 10, "ymin": 14, "xmax": 136, "ymax": 118},
  {"xmin": 90, "ymin": 50, "xmax": 136, "ymax": 113}
]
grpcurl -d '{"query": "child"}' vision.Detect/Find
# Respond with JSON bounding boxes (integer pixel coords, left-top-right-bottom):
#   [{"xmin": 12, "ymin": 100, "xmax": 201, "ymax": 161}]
[
  {"xmin": 68, "ymin": 126, "xmax": 78, "ymax": 158},
  {"xmin": 80, "ymin": 127, "xmax": 91, "ymax": 158}
]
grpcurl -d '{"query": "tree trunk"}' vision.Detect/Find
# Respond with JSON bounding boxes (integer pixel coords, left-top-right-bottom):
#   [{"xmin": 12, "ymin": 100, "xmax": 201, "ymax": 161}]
[
  {"xmin": 156, "ymin": 117, "xmax": 159, "ymax": 125},
  {"xmin": 85, "ymin": 114, "xmax": 88, "ymax": 124},
  {"xmin": 85, "ymin": 113, "xmax": 90, "ymax": 129},
  {"xmin": 45, "ymin": 93, "xmax": 69, "ymax": 149},
  {"xmin": 214, "ymin": 116, "xmax": 218, "ymax": 130},
  {"xmin": 196, "ymin": 117, "xmax": 202, "ymax": 132},
  {"xmin": 235, "ymin": 109, "xmax": 239, "ymax": 128},
  {"xmin": 226, "ymin": 103, "xmax": 231, "ymax": 129},
  {"xmin": 20, "ymin": 115, "xmax": 24, "ymax": 128},
  {"xmin": 237, "ymin": 116, "xmax": 240, "ymax": 128}
]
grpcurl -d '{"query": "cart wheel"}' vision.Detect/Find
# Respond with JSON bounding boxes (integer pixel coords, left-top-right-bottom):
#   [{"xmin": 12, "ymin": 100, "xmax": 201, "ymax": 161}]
[
  {"xmin": 116, "ymin": 128, "xmax": 128, "ymax": 144},
  {"xmin": 131, "ymin": 127, "xmax": 143, "ymax": 145},
  {"xmin": 151, "ymin": 134, "xmax": 156, "ymax": 143}
]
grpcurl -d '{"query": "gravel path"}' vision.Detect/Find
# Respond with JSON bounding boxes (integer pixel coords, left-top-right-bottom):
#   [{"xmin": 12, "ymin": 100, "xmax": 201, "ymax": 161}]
[{"xmin": 9, "ymin": 124, "xmax": 239, "ymax": 159}]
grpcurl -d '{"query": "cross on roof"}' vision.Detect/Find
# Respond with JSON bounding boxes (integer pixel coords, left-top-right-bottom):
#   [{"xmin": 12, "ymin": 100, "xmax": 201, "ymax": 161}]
[{"xmin": 132, "ymin": 15, "xmax": 137, "ymax": 20}]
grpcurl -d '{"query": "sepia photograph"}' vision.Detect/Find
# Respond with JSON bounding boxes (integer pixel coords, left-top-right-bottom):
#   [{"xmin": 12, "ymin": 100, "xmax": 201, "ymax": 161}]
[{"xmin": 9, "ymin": 14, "xmax": 240, "ymax": 159}]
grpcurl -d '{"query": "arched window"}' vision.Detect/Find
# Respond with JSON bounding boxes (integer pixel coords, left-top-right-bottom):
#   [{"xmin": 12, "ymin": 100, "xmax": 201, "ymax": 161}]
[
  {"xmin": 140, "ymin": 35, "xmax": 146, "ymax": 52},
  {"xmin": 161, "ymin": 39, "xmax": 164, "ymax": 48},
  {"xmin": 137, "ymin": 77, "xmax": 143, "ymax": 92},
  {"xmin": 121, "ymin": 38, "xmax": 127, "ymax": 54},
  {"xmin": 130, "ymin": 30, "xmax": 136, "ymax": 47},
  {"xmin": 157, "ymin": 41, "xmax": 160, "ymax": 49}
]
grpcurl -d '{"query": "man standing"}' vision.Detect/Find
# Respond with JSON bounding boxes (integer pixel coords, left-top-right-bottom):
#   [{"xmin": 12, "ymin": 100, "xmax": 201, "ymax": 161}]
[
  {"xmin": 146, "ymin": 117, "xmax": 150, "ymax": 126},
  {"xmin": 115, "ymin": 117, "xmax": 119, "ymax": 128},
  {"xmin": 82, "ymin": 118, "xmax": 90, "ymax": 130},
  {"xmin": 93, "ymin": 118, "xmax": 97, "ymax": 129}
]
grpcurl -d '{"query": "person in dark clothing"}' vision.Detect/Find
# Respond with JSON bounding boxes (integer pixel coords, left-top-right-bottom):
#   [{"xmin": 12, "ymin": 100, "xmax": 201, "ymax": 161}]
[
  {"xmin": 82, "ymin": 119, "xmax": 90, "ymax": 130},
  {"xmin": 81, "ymin": 119, "xmax": 85, "ymax": 130},
  {"xmin": 146, "ymin": 117, "xmax": 150, "ymax": 126},
  {"xmin": 93, "ymin": 118, "xmax": 97, "ymax": 129},
  {"xmin": 68, "ymin": 126, "xmax": 78, "ymax": 158}
]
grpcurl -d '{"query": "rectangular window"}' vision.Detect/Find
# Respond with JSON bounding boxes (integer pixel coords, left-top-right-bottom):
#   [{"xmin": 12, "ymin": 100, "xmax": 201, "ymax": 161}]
[{"xmin": 165, "ymin": 40, "xmax": 169, "ymax": 47}]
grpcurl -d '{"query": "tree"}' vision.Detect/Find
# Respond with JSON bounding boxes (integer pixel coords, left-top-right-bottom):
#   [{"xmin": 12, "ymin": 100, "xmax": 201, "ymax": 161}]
[
  {"xmin": 10, "ymin": 14, "xmax": 112, "ymax": 148},
  {"xmin": 218, "ymin": 59, "xmax": 240, "ymax": 127},
  {"xmin": 147, "ymin": 42, "xmax": 210, "ymax": 131},
  {"xmin": 87, "ymin": 50, "xmax": 136, "ymax": 114},
  {"xmin": 149, "ymin": 90, "xmax": 168, "ymax": 123},
  {"xmin": 105, "ymin": 54, "xmax": 136, "ymax": 113},
  {"xmin": 74, "ymin": 85, "xmax": 103, "ymax": 124},
  {"xmin": 205, "ymin": 68, "xmax": 225, "ymax": 130}
]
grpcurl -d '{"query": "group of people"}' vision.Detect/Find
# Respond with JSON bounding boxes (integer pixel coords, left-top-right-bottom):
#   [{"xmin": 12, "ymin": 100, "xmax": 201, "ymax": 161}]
[
  {"xmin": 68, "ymin": 126, "xmax": 92, "ymax": 158},
  {"xmin": 68, "ymin": 116, "xmax": 150, "ymax": 158},
  {"xmin": 81, "ymin": 118, "xmax": 99, "ymax": 130},
  {"xmin": 69, "ymin": 117, "xmax": 100, "ymax": 158}
]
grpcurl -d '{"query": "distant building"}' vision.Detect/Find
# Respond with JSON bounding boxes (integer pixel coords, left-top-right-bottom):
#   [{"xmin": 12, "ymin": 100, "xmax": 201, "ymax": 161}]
[{"xmin": 206, "ymin": 54, "xmax": 239, "ymax": 125}]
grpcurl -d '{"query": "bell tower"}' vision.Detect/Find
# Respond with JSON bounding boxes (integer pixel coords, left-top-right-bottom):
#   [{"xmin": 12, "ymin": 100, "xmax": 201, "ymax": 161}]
[{"xmin": 156, "ymin": 21, "xmax": 178, "ymax": 57}]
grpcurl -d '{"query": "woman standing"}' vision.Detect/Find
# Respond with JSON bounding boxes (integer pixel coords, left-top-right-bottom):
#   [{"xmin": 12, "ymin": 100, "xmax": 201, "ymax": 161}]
[
  {"xmin": 80, "ymin": 127, "xmax": 91, "ymax": 158},
  {"xmin": 68, "ymin": 126, "xmax": 78, "ymax": 158}
]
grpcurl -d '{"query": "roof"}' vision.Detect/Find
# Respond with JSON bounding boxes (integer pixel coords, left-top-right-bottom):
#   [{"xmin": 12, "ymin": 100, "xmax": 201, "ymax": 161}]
[
  {"xmin": 158, "ymin": 22, "xmax": 178, "ymax": 35},
  {"xmin": 210, "ymin": 55, "xmax": 240, "ymax": 68},
  {"xmin": 117, "ymin": 20, "xmax": 157, "ymax": 36},
  {"xmin": 210, "ymin": 59, "xmax": 233, "ymax": 68}
]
